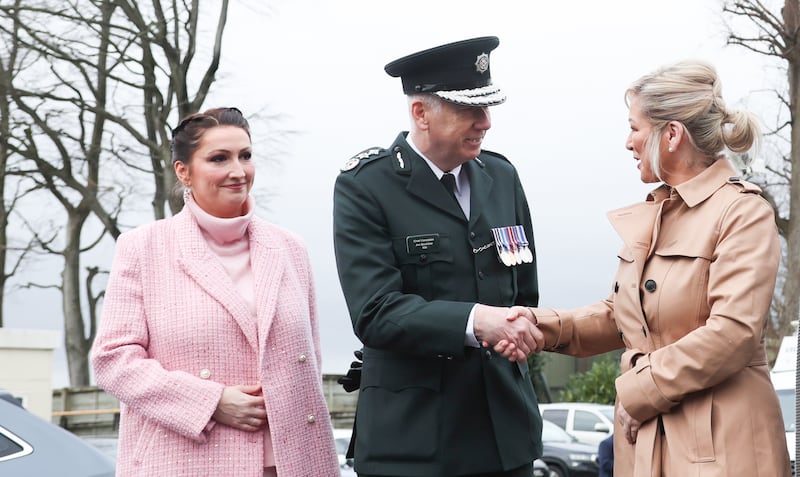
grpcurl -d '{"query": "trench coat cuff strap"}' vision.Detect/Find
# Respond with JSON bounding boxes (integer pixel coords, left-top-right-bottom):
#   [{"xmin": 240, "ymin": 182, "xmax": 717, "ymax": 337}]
[
  {"xmin": 532, "ymin": 308, "xmax": 572, "ymax": 350},
  {"xmin": 615, "ymin": 354, "xmax": 676, "ymax": 421}
]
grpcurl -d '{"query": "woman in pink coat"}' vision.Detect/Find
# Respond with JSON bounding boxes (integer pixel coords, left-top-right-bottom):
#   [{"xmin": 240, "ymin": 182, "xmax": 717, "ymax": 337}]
[
  {"xmin": 91, "ymin": 107, "xmax": 340, "ymax": 477},
  {"xmin": 499, "ymin": 61, "xmax": 791, "ymax": 476}
]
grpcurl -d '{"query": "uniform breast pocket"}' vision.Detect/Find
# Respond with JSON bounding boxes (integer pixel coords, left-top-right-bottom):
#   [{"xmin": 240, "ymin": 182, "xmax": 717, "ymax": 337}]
[{"xmin": 392, "ymin": 234, "xmax": 454, "ymax": 300}]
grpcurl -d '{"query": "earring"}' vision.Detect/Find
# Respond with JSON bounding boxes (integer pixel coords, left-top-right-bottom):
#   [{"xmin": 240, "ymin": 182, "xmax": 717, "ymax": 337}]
[
  {"xmin": 668, "ymin": 147, "xmax": 673, "ymax": 153},
  {"xmin": 183, "ymin": 187, "xmax": 192, "ymax": 204}
]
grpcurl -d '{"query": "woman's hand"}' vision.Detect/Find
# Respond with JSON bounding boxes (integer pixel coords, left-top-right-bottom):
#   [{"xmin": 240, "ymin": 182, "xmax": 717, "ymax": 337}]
[
  {"xmin": 484, "ymin": 306, "xmax": 543, "ymax": 361},
  {"xmin": 212, "ymin": 384, "xmax": 267, "ymax": 432},
  {"xmin": 617, "ymin": 401, "xmax": 642, "ymax": 444}
]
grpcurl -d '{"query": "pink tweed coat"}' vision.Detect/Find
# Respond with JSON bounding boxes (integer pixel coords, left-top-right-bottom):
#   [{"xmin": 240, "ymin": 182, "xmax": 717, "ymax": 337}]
[{"xmin": 91, "ymin": 208, "xmax": 340, "ymax": 477}]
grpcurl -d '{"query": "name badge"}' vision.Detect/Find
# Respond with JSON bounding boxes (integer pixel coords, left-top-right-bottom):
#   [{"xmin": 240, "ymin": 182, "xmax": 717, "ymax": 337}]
[{"xmin": 406, "ymin": 234, "xmax": 440, "ymax": 255}]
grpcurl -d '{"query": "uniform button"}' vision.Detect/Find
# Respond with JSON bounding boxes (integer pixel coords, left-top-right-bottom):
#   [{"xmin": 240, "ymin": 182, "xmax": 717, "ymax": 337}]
[
  {"xmin": 419, "ymin": 254, "xmax": 428, "ymax": 262},
  {"xmin": 199, "ymin": 369, "xmax": 211, "ymax": 379},
  {"xmin": 644, "ymin": 279, "xmax": 657, "ymax": 292},
  {"xmin": 478, "ymin": 271, "xmax": 485, "ymax": 279},
  {"xmin": 307, "ymin": 414, "xmax": 316, "ymax": 423},
  {"xmin": 298, "ymin": 354, "xmax": 307, "ymax": 363},
  {"xmin": 470, "ymin": 232, "xmax": 476, "ymax": 239},
  {"xmin": 485, "ymin": 350, "xmax": 492, "ymax": 358}
]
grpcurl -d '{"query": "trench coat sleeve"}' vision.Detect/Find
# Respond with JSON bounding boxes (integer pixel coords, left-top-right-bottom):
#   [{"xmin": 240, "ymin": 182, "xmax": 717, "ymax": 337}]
[
  {"xmin": 333, "ymin": 171, "xmax": 474, "ymax": 357},
  {"xmin": 616, "ymin": 194, "xmax": 780, "ymax": 422},
  {"xmin": 533, "ymin": 297, "xmax": 623, "ymax": 357},
  {"xmin": 91, "ymin": 231, "xmax": 225, "ymax": 442}
]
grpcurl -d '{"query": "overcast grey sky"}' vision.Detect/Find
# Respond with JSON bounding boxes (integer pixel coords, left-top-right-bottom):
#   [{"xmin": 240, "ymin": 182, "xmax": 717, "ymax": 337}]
[{"xmin": 7, "ymin": 0, "xmax": 779, "ymax": 386}]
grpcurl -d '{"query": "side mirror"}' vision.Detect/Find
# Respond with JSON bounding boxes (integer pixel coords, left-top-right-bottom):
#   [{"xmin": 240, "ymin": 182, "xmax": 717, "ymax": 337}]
[{"xmin": 594, "ymin": 423, "xmax": 610, "ymax": 433}]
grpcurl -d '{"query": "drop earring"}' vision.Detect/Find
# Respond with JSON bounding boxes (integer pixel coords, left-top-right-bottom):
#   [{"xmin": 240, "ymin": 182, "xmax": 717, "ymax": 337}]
[{"xmin": 183, "ymin": 187, "xmax": 192, "ymax": 204}]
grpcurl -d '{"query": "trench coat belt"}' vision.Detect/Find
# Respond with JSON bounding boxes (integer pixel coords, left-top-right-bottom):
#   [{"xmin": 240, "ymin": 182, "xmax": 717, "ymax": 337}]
[
  {"xmin": 634, "ymin": 418, "xmax": 659, "ymax": 477},
  {"xmin": 632, "ymin": 352, "xmax": 767, "ymax": 476}
]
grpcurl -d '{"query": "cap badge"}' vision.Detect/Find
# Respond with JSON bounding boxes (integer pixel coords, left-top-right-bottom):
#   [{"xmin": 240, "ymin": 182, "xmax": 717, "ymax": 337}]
[{"xmin": 474, "ymin": 53, "xmax": 489, "ymax": 74}]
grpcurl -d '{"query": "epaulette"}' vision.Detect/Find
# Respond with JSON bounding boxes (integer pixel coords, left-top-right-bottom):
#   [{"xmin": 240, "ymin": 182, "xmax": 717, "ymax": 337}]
[
  {"xmin": 727, "ymin": 176, "xmax": 762, "ymax": 194},
  {"xmin": 340, "ymin": 147, "xmax": 387, "ymax": 173},
  {"xmin": 478, "ymin": 148, "xmax": 511, "ymax": 167}
]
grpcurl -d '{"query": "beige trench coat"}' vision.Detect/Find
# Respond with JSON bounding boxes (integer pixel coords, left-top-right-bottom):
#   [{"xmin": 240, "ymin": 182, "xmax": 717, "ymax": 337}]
[{"xmin": 535, "ymin": 159, "xmax": 791, "ymax": 477}]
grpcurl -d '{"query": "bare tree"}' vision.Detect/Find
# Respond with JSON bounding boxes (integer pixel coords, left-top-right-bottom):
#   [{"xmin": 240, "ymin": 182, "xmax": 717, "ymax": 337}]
[
  {"xmin": 0, "ymin": 0, "xmax": 51, "ymax": 327},
  {"xmin": 723, "ymin": 0, "xmax": 800, "ymax": 357},
  {"xmin": 0, "ymin": 0, "xmax": 239, "ymax": 385},
  {"xmin": 114, "ymin": 0, "xmax": 230, "ymax": 218}
]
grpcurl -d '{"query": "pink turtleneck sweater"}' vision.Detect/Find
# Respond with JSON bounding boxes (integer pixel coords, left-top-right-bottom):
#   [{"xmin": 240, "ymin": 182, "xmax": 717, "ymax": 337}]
[{"xmin": 185, "ymin": 195, "xmax": 276, "ymax": 469}]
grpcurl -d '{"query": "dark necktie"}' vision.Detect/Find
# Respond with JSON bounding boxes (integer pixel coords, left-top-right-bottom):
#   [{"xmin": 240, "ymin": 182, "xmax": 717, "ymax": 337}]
[{"xmin": 441, "ymin": 173, "xmax": 457, "ymax": 199}]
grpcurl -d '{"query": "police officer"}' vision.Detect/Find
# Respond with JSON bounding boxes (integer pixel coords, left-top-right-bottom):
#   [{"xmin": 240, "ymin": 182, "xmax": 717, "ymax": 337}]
[{"xmin": 333, "ymin": 36, "xmax": 544, "ymax": 477}]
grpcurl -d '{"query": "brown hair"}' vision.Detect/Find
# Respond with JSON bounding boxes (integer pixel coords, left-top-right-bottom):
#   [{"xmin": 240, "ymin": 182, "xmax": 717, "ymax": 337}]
[{"xmin": 171, "ymin": 107, "xmax": 251, "ymax": 164}]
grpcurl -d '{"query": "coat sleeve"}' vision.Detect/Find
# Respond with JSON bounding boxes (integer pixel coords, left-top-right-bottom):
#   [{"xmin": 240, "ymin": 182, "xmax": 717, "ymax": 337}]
[
  {"xmin": 533, "ymin": 297, "xmax": 624, "ymax": 357},
  {"xmin": 333, "ymin": 172, "xmax": 475, "ymax": 357},
  {"xmin": 616, "ymin": 194, "xmax": 780, "ymax": 422},
  {"xmin": 90, "ymin": 231, "xmax": 225, "ymax": 442}
]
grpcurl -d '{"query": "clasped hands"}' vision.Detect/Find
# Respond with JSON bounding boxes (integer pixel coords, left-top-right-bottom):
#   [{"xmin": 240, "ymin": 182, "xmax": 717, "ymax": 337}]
[{"xmin": 474, "ymin": 305, "xmax": 544, "ymax": 362}]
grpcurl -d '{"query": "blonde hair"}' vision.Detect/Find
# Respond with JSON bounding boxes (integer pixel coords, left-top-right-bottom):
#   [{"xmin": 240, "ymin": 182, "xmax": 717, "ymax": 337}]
[{"xmin": 625, "ymin": 60, "xmax": 761, "ymax": 181}]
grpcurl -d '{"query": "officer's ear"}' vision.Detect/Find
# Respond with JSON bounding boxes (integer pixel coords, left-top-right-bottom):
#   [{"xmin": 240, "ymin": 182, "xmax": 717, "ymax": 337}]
[{"xmin": 410, "ymin": 98, "xmax": 430, "ymax": 131}]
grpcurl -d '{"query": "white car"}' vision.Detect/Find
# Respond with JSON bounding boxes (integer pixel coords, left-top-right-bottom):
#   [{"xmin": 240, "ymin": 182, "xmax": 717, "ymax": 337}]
[
  {"xmin": 771, "ymin": 334, "xmax": 796, "ymax": 474},
  {"xmin": 539, "ymin": 402, "xmax": 614, "ymax": 446},
  {"xmin": 333, "ymin": 427, "xmax": 355, "ymax": 475}
]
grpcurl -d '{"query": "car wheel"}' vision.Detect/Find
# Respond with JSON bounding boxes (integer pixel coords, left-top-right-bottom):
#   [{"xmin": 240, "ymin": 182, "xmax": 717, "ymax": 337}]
[{"xmin": 546, "ymin": 464, "xmax": 567, "ymax": 477}]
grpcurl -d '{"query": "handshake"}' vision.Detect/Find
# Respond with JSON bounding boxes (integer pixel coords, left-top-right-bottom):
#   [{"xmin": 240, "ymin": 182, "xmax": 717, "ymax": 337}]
[
  {"xmin": 337, "ymin": 306, "xmax": 542, "ymax": 393},
  {"xmin": 474, "ymin": 304, "xmax": 544, "ymax": 363}
]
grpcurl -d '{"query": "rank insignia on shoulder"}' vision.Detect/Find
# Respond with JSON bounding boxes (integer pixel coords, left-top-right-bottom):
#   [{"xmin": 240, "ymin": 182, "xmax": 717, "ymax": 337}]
[{"xmin": 340, "ymin": 147, "xmax": 385, "ymax": 172}]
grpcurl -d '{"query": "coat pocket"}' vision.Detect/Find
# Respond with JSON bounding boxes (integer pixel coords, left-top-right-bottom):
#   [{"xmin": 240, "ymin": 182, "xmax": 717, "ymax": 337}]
[
  {"xmin": 358, "ymin": 350, "xmax": 443, "ymax": 461},
  {"xmin": 132, "ymin": 417, "xmax": 157, "ymax": 466},
  {"xmin": 392, "ymin": 235, "xmax": 454, "ymax": 301}
]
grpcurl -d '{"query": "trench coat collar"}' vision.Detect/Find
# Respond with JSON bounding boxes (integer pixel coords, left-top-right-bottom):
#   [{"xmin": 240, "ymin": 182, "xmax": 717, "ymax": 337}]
[
  {"xmin": 174, "ymin": 208, "xmax": 283, "ymax": 352},
  {"xmin": 670, "ymin": 158, "xmax": 737, "ymax": 208}
]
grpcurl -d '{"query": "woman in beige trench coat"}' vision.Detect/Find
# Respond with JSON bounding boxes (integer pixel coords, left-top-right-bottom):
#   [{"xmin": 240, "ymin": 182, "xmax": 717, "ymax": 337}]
[{"xmin": 500, "ymin": 61, "xmax": 791, "ymax": 476}]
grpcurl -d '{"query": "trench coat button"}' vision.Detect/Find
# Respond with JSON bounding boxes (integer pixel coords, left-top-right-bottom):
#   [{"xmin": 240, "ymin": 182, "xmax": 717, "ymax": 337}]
[
  {"xmin": 307, "ymin": 414, "xmax": 316, "ymax": 423},
  {"xmin": 298, "ymin": 354, "xmax": 307, "ymax": 363},
  {"xmin": 478, "ymin": 271, "xmax": 485, "ymax": 279},
  {"xmin": 419, "ymin": 254, "xmax": 428, "ymax": 263},
  {"xmin": 644, "ymin": 279, "xmax": 657, "ymax": 292},
  {"xmin": 199, "ymin": 369, "xmax": 211, "ymax": 379}
]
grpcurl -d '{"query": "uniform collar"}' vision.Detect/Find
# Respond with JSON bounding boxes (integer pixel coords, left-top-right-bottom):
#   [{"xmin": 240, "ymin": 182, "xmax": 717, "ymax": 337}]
[{"xmin": 406, "ymin": 135, "xmax": 465, "ymax": 194}]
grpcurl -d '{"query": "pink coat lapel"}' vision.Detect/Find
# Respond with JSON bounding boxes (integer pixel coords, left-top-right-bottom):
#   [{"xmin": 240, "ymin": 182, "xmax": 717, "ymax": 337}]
[
  {"xmin": 175, "ymin": 210, "xmax": 261, "ymax": 351},
  {"xmin": 248, "ymin": 220, "xmax": 284, "ymax": 348}
]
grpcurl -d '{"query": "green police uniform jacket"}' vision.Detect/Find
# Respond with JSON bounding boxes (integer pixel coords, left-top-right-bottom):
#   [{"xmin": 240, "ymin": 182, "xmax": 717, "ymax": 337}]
[{"xmin": 333, "ymin": 132, "xmax": 543, "ymax": 476}]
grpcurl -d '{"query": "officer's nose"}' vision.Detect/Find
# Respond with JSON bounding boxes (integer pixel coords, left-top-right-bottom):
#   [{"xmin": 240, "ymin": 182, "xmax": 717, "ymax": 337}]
[{"xmin": 474, "ymin": 107, "xmax": 491, "ymax": 130}]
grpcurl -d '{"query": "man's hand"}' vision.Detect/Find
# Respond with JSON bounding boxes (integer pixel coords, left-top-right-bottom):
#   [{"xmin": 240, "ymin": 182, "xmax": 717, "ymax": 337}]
[
  {"xmin": 212, "ymin": 384, "xmax": 267, "ymax": 432},
  {"xmin": 337, "ymin": 349, "xmax": 363, "ymax": 392},
  {"xmin": 490, "ymin": 306, "xmax": 542, "ymax": 359},
  {"xmin": 473, "ymin": 304, "xmax": 544, "ymax": 362}
]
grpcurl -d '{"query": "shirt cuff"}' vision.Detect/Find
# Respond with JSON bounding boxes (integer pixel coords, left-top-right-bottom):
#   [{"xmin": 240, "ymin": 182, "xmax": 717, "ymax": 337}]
[{"xmin": 464, "ymin": 304, "xmax": 480, "ymax": 347}]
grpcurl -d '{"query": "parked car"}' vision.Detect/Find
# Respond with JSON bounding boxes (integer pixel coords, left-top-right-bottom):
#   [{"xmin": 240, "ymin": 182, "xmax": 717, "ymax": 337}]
[
  {"xmin": 333, "ymin": 427, "xmax": 356, "ymax": 476},
  {"xmin": 0, "ymin": 397, "xmax": 115, "ymax": 476},
  {"xmin": 534, "ymin": 457, "xmax": 558, "ymax": 477},
  {"xmin": 539, "ymin": 402, "xmax": 614, "ymax": 446},
  {"xmin": 540, "ymin": 419, "xmax": 599, "ymax": 477},
  {"xmin": 771, "ymin": 334, "xmax": 796, "ymax": 476}
]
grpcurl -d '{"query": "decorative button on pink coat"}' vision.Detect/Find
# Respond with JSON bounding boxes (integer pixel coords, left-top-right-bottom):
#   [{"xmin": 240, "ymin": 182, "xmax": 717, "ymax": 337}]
[{"xmin": 91, "ymin": 209, "xmax": 341, "ymax": 476}]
